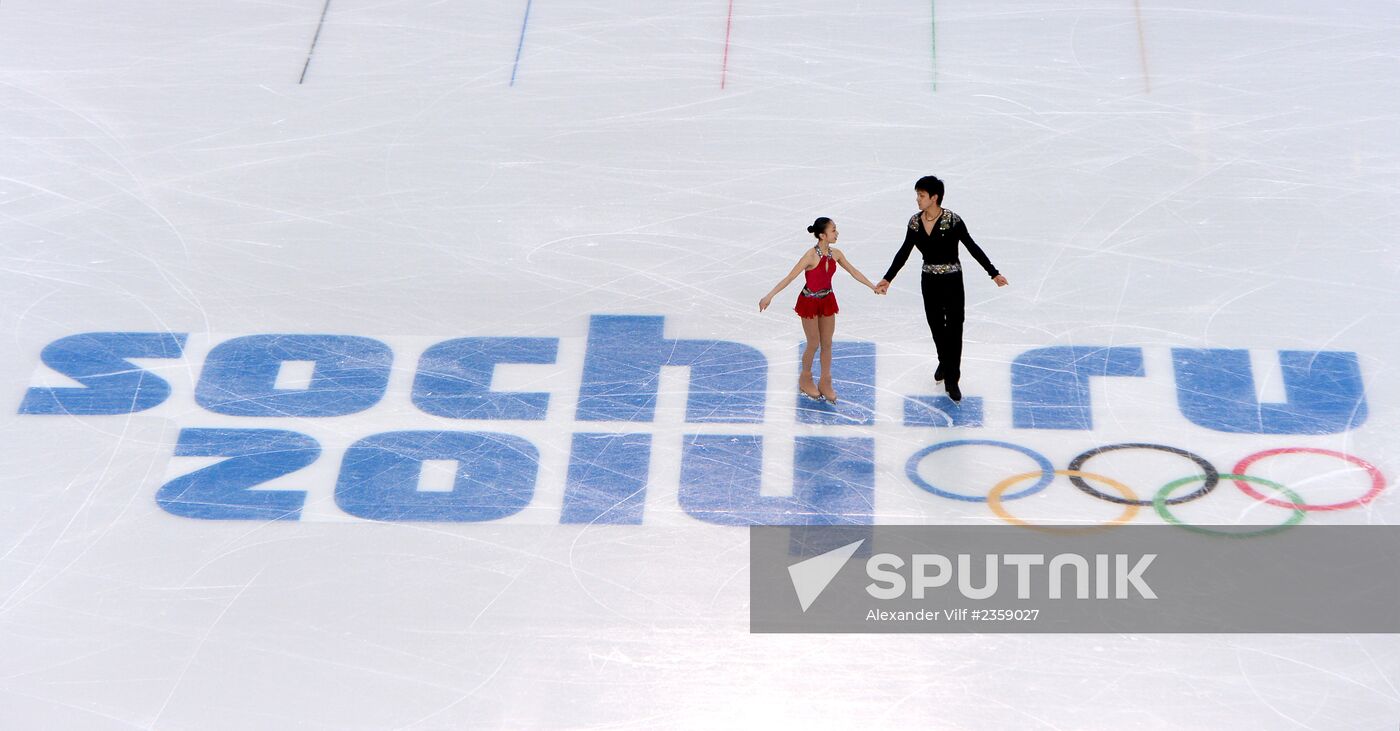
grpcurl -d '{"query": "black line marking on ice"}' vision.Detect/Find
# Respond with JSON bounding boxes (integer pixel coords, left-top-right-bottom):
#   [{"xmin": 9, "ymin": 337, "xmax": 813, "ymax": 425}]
[{"xmin": 299, "ymin": 0, "xmax": 333, "ymax": 84}]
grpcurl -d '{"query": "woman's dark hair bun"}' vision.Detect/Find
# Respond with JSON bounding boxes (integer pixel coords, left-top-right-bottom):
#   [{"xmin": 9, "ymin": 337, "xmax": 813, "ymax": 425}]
[{"xmin": 806, "ymin": 225, "xmax": 816, "ymax": 233}]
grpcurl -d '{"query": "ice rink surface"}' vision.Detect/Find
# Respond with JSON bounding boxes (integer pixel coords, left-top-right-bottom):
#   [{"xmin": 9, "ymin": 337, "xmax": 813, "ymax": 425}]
[{"xmin": 3, "ymin": 0, "xmax": 1400, "ymax": 727}]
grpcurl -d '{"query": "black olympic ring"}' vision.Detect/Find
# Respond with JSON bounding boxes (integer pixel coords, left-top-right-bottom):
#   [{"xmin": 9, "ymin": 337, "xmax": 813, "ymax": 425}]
[{"xmin": 1067, "ymin": 443, "xmax": 1220, "ymax": 507}]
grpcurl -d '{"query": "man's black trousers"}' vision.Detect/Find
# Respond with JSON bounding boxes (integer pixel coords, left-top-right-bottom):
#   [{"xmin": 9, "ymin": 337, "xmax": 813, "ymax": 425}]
[{"xmin": 920, "ymin": 271, "xmax": 965, "ymax": 385}]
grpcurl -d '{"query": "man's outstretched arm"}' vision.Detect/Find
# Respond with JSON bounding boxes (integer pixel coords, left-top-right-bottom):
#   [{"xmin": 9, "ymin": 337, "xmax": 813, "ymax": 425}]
[{"xmin": 877, "ymin": 228, "xmax": 918, "ymax": 293}]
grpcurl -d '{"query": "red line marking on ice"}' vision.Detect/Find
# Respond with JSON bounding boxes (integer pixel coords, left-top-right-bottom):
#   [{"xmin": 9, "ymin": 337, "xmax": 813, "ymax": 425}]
[{"xmin": 721, "ymin": 0, "xmax": 735, "ymax": 89}]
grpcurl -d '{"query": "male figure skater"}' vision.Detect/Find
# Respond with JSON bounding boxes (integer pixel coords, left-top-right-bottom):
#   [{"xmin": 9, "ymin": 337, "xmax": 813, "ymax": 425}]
[{"xmin": 874, "ymin": 176, "xmax": 1008, "ymax": 402}]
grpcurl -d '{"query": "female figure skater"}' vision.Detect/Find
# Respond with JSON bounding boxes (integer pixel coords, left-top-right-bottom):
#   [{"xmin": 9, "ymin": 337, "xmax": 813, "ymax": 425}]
[{"xmin": 759, "ymin": 217, "xmax": 880, "ymax": 403}]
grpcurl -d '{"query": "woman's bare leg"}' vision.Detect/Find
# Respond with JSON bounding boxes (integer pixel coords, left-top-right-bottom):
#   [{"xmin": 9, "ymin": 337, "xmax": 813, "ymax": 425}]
[
  {"xmin": 817, "ymin": 315, "xmax": 837, "ymax": 402},
  {"xmin": 799, "ymin": 316, "xmax": 821, "ymax": 398}
]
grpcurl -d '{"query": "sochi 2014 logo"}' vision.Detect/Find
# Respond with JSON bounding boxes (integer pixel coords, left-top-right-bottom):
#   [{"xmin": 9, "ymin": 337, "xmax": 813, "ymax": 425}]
[{"xmin": 15, "ymin": 315, "xmax": 1380, "ymax": 527}]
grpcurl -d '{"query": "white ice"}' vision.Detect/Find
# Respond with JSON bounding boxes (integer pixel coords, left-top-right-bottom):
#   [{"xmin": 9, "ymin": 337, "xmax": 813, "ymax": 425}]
[{"xmin": 2, "ymin": 0, "xmax": 1400, "ymax": 728}]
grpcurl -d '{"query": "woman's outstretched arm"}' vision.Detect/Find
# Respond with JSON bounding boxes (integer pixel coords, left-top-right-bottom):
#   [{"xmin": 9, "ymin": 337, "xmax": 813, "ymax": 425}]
[
  {"xmin": 834, "ymin": 249, "xmax": 878, "ymax": 291},
  {"xmin": 759, "ymin": 252, "xmax": 814, "ymax": 311}
]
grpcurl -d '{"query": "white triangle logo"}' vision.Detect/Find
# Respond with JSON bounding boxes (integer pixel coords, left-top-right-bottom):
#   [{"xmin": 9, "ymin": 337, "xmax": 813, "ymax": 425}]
[{"xmin": 787, "ymin": 539, "xmax": 865, "ymax": 612}]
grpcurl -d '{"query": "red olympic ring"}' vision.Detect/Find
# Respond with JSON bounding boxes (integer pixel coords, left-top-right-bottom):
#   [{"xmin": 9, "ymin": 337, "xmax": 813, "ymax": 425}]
[{"xmin": 1232, "ymin": 447, "xmax": 1386, "ymax": 512}]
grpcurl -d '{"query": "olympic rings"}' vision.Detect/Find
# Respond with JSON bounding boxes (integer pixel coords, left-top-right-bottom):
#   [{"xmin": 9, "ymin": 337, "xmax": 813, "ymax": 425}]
[
  {"xmin": 987, "ymin": 470, "xmax": 1141, "ymax": 532},
  {"xmin": 906, "ymin": 440, "xmax": 1388, "ymax": 533},
  {"xmin": 906, "ymin": 440, "xmax": 1054, "ymax": 503},
  {"xmin": 1232, "ymin": 448, "xmax": 1386, "ymax": 512},
  {"xmin": 1067, "ymin": 443, "xmax": 1219, "ymax": 507},
  {"xmin": 1153, "ymin": 474, "xmax": 1307, "ymax": 538}
]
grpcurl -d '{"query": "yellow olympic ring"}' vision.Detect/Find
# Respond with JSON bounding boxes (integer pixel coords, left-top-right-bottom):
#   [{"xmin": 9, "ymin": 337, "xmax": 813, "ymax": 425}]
[{"xmin": 987, "ymin": 470, "xmax": 1141, "ymax": 533}]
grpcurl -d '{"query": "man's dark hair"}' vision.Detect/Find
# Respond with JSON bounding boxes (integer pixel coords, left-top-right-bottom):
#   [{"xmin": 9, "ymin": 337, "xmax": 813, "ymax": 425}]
[{"xmin": 914, "ymin": 176, "xmax": 944, "ymax": 204}]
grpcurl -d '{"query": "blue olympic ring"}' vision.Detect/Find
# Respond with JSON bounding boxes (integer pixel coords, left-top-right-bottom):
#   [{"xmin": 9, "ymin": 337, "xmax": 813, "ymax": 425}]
[{"xmin": 905, "ymin": 439, "xmax": 1055, "ymax": 503}]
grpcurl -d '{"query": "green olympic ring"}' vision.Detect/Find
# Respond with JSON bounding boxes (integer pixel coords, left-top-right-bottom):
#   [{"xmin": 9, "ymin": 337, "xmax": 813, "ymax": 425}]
[{"xmin": 1152, "ymin": 473, "xmax": 1307, "ymax": 538}]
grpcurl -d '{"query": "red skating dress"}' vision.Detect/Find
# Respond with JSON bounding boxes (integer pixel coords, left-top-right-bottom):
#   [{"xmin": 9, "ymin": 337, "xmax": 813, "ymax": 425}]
[{"xmin": 794, "ymin": 247, "xmax": 839, "ymax": 319}]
